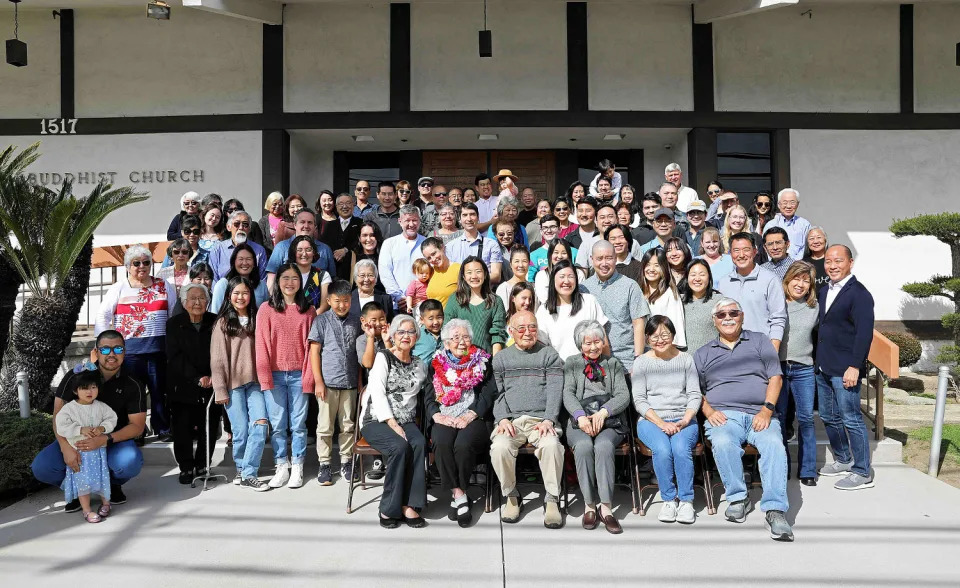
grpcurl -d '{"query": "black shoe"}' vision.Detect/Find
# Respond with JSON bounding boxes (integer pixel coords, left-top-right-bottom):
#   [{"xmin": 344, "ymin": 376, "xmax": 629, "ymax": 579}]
[
  {"xmin": 110, "ymin": 484, "xmax": 126, "ymax": 504},
  {"xmin": 800, "ymin": 477, "xmax": 817, "ymax": 487},
  {"xmin": 404, "ymin": 514, "xmax": 426, "ymax": 528},
  {"xmin": 379, "ymin": 514, "xmax": 401, "ymax": 529},
  {"xmin": 178, "ymin": 471, "xmax": 193, "ymax": 485},
  {"xmin": 194, "ymin": 467, "xmax": 208, "ymax": 478},
  {"xmin": 158, "ymin": 432, "xmax": 174, "ymax": 443},
  {"xmin": 367, "ymin": 459, "xmax": 385, "ymax": 480},
  {"xmin": 64, "ymin": 498, "xmax": 82, "ymax": 513},
  {"xmin": 134, "ymin": 435, "xmax": 145, "ymax": 447}
]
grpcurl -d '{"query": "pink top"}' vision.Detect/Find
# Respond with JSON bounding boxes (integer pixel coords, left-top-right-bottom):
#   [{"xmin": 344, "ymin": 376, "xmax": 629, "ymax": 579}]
[
  {"xmin": 404, "ymin": 279, "xmax": 429, "ymax": 304},
  {"xmin": 255, "ymin": 303, "xmax": 316, "ymax": 393},
  {"xmin": 268, "ymin": 214, "xmax": 282, "ymax": 237}
]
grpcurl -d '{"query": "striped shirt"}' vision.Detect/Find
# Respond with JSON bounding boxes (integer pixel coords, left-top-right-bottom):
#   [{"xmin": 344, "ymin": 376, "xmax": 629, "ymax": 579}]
[{"xmin": 95, "ymin": 279, "xmax": 172, "ymax": 355}]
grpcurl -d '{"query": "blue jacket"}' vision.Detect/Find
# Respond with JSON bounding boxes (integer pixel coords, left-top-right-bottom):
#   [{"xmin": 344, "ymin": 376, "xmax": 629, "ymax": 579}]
[{"xmin": 815, "ymin": 276, "xmax": 874, "ymax": 378}]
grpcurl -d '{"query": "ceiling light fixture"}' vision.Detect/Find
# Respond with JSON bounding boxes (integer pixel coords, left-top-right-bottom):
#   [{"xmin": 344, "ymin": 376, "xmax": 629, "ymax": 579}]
[
  {"xmin": 6, "ymin": 0, "xmax": 26, "ymax": 67},
  {"xmin": 603, "ymin": 134, "xmax": 626, "ymax": 141},
  {"xmin": 147, "ymin": 1, "xmax": 171, "ymax": 20},
  {"xmin": 479, "ymin": 0, "xmax": 491, "ymax": 58},
  {"xmin": 478, "ymin": 134, "xmax": 499, "ymax": 141},
  {"xmin": 352, "ymin": 135, "xmax": 375, "ymax": 142}
]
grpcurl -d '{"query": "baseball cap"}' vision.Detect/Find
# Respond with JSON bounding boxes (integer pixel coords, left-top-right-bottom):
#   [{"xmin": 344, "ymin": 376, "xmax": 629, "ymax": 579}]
[
  {"xmin": 653, "ymin": 207, "xmax": 675, "ymax": 220},
  {"xmin": 687, "ymin": 200, "xmax": 707, "ymax": 213},
  {"xmin": 417, "ymin": 177, "xmax": 434, "ymax": 186}
]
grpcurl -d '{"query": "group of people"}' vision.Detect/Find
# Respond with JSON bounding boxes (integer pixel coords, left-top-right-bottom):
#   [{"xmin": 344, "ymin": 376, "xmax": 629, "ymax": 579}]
[{"xmin": 31, "ymin": 161, "xmax": 877, "ymax": 543}]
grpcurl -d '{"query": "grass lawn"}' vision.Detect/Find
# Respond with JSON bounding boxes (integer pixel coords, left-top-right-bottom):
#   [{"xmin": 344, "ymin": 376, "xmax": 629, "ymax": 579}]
[{"xmin": 908, "ymin": 424, "xmax": 960, "ymax": 464}]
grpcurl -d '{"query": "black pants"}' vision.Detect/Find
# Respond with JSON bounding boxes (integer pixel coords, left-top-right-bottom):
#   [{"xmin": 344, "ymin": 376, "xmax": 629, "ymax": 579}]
[
  {"xmin": 361, "ymin": 421, "xmax": 426, "ymax": 519},
  {"xmin": 171, "ymin": 401, "xmax": 220, "ymax": 474},
  {"xmin": 431, "ymin": 420, "xmax": 491, "ymax": 492}
]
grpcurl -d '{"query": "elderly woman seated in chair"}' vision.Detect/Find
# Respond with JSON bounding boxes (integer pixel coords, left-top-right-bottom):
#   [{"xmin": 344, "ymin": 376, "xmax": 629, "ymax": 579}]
[{"xmin": 562, "ymin": 319, "xmax": 630, "ymax": 535}]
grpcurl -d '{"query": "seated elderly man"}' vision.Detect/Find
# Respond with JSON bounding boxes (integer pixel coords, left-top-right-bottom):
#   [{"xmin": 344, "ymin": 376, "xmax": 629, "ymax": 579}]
[
  {"xmin": 490, "ymin": 310, "xmax": 565, "ymax": 529},
  {"xmin": 693, "ymin": 297, "xmax": 793, "ymax": 542}
]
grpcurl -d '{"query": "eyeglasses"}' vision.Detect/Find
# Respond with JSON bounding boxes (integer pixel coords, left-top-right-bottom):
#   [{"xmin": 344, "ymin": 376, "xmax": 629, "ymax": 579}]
[
  {"xmin": 172, "ymin": 249, "xmax": 189, "ymax": 256},
  {"xmin": 449, "ymin": 334, "xmax": 471, "ymax": 342},
  {"xmin": 398, "ymin": 189, "xmax": 411, "ymax": 194},
  {"xmin": 434, "ymin": 192, "xmax": 448, "ymax": 197},
  {"xmin": 395, "ymin": 329, "xmax": 417, "ymax": 337},
  {"xmin": 653, "ymin": 218, "xmax": 673, "ymax": 225},
  {"xmin": 130, "ymin": 260, "xmax": 150, "ymax": 268},
  {"xmin": 233, "ymin": 221, "xmax": 251, "ymax": 228},
  {"xmin": 356, "ymin": 187, "xmax": 370, "ymax": 192},
  {"xmin": 713, "ymin": 310, "xmax": 742, "ymax": 319},
  {"xmin": 648, "ymin": 333, "xmax": 673, "ymax": 342},
  {"xmin": 183, "ymin": 201, "xmax": 199, "ymax": 207},
  {"xmin": 513, "ymin": 325, "xmax": 538, "ymax": 333},
  {"xmin": 496, "ymin": 232, "xmax": 514, "ymax": 238},
  {"xmin": 764, "ymin": 239, "xmax": 785, "ymax": 247},
  {"xmin": 98, "ymin": 345, "xmax": 125, "ymax": 355},
  {"xmin": 183, "ymin": 228, "xmax": 201, "ymax": 236},
  {"xmin": 541, "ymin": 224, "xmax": 559, "ymax": 232}
]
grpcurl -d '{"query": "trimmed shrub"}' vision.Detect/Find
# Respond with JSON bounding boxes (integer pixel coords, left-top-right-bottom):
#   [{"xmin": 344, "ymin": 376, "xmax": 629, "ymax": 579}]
[
  {"xmin": 0, "ymin": 411, "xmax": 54, "ymax": 495},
  {"xmin": 881, "ymin": 331, "xmax": 923, "ymax": 368}
]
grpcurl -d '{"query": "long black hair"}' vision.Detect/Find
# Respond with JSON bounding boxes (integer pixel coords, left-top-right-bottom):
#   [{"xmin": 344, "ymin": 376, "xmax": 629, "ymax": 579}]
[
  {"xmin": 544, "ymin": 238, "xmax": 575, "ymax": 275},
  {"xmin": 287, "ymin": 235, "xmax": 319, "ymax": 267},
  {"xmin": 217, "ymin": 276, "xmax": 258, "ymax": 337},
  {"xmin": 226, "ymin": 243, "xmax": 261, "ymax": 287},
  {"xmin": 664, "ymin": 237, "xmax": 693, "ymax": 273},
  {"xmin": 679, "ymin": 258, "xmax": 717, "ymax": 304},
  {"xmin": 269, "ymin": 262, "xmax": 311, "ymax": 313},
  {"xmin": 639, "ymin": 248, "xmax": 675, "ymax": 304},
  {"xmin": 545, "ymin": 260, "xmax": 583, "ymax": 316},
  {"xmin": 353, "ymin": 220, "xmax": 383, "ymax": 256},
  {"xmin": 455, "ymin": 255, "xmax": 495, "ymax": 309}
]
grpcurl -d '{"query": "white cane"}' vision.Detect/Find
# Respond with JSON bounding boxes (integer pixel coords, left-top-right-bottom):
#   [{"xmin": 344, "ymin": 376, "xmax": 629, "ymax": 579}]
[{"xmin": 192, "ymin": 393, "xmax": 228, "ymax": 490}]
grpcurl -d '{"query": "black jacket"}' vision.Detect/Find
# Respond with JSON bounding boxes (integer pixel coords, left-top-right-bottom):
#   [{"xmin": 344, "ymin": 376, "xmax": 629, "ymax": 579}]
[
  {"xmin": 423, "ymin": 355, "xmax": 498, "ymax": 425},
  {"xmin": 165, "ymin": 311, "xmax": 218, "ymax": 405},
  {"xmin": 348, "ymin": 290, "xmax": 395, "ymax": 322},
  {"xmin": 815, "ymin": 276, "xmax": 875, "ymax": 378}
]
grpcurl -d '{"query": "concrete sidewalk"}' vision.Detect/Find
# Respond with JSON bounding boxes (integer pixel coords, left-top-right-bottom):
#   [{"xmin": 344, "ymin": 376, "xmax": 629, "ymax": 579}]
[{"xmin": 2, "ymin": 462, "xmax": 959, "ymax": 588}]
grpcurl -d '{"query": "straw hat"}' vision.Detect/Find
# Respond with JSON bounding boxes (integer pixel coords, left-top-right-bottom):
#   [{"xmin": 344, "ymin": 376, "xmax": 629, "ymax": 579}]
[{"xmin": 493, "ymin": 169, "xmax": 518, "ymax": 183}]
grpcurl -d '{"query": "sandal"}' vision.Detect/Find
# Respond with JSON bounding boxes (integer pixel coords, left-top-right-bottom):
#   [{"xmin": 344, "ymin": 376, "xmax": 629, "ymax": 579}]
[
  {"xmin": 98, "ymin": 504, "xmax": 111, "ymax": 518},
  {"xmin": 83, "ymin": 511, "xmax": 102, "ymax": 524}
]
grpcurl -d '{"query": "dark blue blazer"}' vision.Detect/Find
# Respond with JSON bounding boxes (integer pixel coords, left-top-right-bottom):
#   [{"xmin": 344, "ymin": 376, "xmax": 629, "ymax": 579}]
[{"xmin": 815, "ymin": 275, "xmax": 874, "ymax": 378}]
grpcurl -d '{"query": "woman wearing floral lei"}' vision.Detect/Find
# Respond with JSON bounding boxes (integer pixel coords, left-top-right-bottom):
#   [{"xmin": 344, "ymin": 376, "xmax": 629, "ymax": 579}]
[{"xmin": 424, "ymin": 319, "xmax": 498, "ymax": 527}]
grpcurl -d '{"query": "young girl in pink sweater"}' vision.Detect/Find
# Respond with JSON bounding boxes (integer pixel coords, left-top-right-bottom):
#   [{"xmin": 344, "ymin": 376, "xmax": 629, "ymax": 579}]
[{"xmin": 256, "ymin": 263, "xmax": 316, "ymax": 489}]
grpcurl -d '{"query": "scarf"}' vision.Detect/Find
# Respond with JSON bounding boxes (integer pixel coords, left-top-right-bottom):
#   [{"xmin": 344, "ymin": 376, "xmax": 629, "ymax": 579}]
[
  {"xmin": 583, "ymin": 354, "xmax": 606, "ymax": 383},
  {"xmin": 431, "ymin": 346, "xmax": 490, "ymax": 407}
]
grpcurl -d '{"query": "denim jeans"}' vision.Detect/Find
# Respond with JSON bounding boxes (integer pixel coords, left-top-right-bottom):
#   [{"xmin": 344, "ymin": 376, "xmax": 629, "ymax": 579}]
[
  {"xmin": 124, "ymin": 352, "xmax": 169, "ymax": 435},
  {"xmin": 263, "ymin": 370, "xmax": 308, "ymax": 465},
  {"xmin": 225, "ymin": 382, "xmax": 269, "ymax": 479},
  {"xmin": 705, "ymin": 410, "xmax": 788, "ymax": 513},
  {"xmin": 32, "ymin": 439, "xmax": 143, "ymax": 487},
  {"xmin": 778, "ymin": 362, "xmax": 817, "ymax": 478},
  {"xmin": 816, "ymin": 371, "xmax": 871, "ymax": 476},
  {"xmin": 636, "ymin": 418, "xmax": 699, "ymax": 502}
]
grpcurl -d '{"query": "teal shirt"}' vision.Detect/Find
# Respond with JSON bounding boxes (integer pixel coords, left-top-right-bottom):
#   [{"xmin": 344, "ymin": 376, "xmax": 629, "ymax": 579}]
[{"xmin": 413, "ymin": 325, "xmax": 442, "ymax": 363}]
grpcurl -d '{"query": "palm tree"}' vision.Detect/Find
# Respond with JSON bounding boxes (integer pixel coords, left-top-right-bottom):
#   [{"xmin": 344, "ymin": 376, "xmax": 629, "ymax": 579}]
[{"xmin": 0, "ymin": 143, "xmax": 148, "ymax": 411}]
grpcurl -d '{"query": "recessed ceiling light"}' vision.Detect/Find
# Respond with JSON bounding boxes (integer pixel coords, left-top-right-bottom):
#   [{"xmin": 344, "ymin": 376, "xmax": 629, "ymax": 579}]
[
  {"xmin": 603, "ymin": 134, "xmax": 625, "ymax": 141},
  {"xmin": 352, "ymin": 135, "xmax": 375, "ymax": 142},
  {"xmin": 478, "ymin": 134, "xmax": 499, "ymax": 141}
]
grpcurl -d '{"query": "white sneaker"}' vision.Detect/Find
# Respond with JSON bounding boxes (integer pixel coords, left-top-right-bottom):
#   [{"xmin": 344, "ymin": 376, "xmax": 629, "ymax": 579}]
[
  {"xmin": 676, "ymin": 501, "xmax": 696, "ymax": 524},
  {"xmin": 288, "ymin": 464, "xmax": 304, "ymax": 489},
  {"xmin": 268, "ymin": 463, "xmax": 290, "ymax": 488},
  {"xmin": 658, "ymin": 500, "xmax": 678, "ymax": 523}
]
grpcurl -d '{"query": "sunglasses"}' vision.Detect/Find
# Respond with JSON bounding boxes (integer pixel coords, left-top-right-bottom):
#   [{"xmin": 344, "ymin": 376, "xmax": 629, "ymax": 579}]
[
  {"xmin": 183, "ymin": 201, "xmax": 199, "ymax": 207},
  {"xmin": 398, "ymin": 189, "xmax": 412, "ymax": 194},
  {"xmin": 554, "ymin": 206, "xmax": 569, "ymax": 212},
  {"xmin": 356, "ymin": 187, "xmax": 370, "ymax": 192},
  {"xmin": 130, "ymin": 260, "xmax": 150, "ymax": 268},
  {"xmin": 713, "ymin": 310, "xmax": 742, "ymax": 319},
  {"xmin": 707, "ymin": 190, "xmax": 721, "ymax": 196},
  {"xmin": 233, "ymin": 222, "xmax": 251, "ymax": 228},
  {"xmin": 172, "ymin": 249, "xmax": 189, "ymax": 256},
  {"xmin": 419, "ymin": 183, "xmax": 433, "ymax": 188},
  {"xmin": 434, "ymin": 192, "xmax": 448, "ymax": 197},
  {"xmin": 183, "ymin": 228, "xmax": 201, "ymax": 236},
  {"xmin": 756, "ymin": 202, "xmax": 771, "ymax": 208},
  {"xmin": 98, "ymin": 345, "xmax": 125, "ymax": 355}
]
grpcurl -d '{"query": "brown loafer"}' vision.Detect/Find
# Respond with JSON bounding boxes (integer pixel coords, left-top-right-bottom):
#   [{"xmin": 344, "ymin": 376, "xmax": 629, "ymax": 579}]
[
  {"xmin": 582, "ymin": 510, "xmax": 598, "ymax": 530},
  {"xmin": 602, "ymin": 514, "xmax": 623, "ymax": 535}
]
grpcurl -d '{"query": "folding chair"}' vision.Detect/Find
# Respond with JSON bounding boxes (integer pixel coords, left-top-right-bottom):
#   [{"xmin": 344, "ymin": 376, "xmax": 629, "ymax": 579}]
[
  {"xmin": 633, "ymin": 424, "xmax": 717, "ymax": 516},
  {"xmin": 346, "ymin": 384, "xmax": 384, "ymax": 514},
  {"xmin": 702, "ymin": 438, "xmax": 763, "ymax": 510}
]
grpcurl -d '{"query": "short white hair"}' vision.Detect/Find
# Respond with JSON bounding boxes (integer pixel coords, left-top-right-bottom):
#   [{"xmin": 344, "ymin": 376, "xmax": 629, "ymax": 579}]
[
  {"xmin": 497, "ymin": 195, "xmax": 519, "ymax": 216},
  {"xmin": 711, "ymin": 297, "xmax": 743, "ymax": 315},
  {"xmin": 664, "ymin": 163, "xmax": 682, "ymax": 174},
  {"xmin": 180, "ymin": 191, "xmax": 200, "ymax": 209},
  {"xmin": 388, "ymin": 314, "xmax": 419, "ymax": 342},
  {"xmin": 354, "ymin": 258, "xmax": 378, "ymax": 279},
  {"xmin": 123, "ymin": 244, "xmax": 152, "ymax": 267},
  {"xmin": 399, "ymin": 204, "xmax": 421, "ymax": 218},
  {"xmin": 441, "ymin": 319, "xmax": 474, "ymax": 344},
  {"xmin": 777, "ymin": 188, "xmax": 800, "ymax": 202},
  {"xmin": 227, "ymin": 209, "xmax": 251, "ymax": 226},
  {"xmin": 179, "ymin": 282, "xmax": 209, "ymax": 307},
  {"xmin": 574, "ymin": 320, "xmax": 607, "ymax": 350},
  {"xmin": 264, "ymin": 191, "xmax": 284, "ymax": 212}
]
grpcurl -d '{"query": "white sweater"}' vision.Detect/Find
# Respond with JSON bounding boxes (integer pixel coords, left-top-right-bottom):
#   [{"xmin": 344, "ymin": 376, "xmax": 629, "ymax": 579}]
[{"xmin": 56, "ymin": 400, "xmax": 118, "ymax": 449}]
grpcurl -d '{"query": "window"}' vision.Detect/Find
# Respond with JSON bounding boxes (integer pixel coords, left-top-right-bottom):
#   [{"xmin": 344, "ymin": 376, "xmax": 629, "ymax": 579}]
[{"xmin": 716, "ymin": 132, "xmax": 772, "ymax": 205}]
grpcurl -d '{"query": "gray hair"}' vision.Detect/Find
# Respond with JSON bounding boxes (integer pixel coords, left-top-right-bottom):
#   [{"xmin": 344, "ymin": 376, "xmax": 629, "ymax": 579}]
[
  {"xmin": 179, "ymin": 282, "xmax": 210, "ymax": 307},
  {"xmin": 664, "ymin": 163, "xmax": 682, "ymax": 174},
  {"xmin": 336, "ymin": 192, "xmax": 356, "ymax": 204},
  {"xmin": 574, "ymin": 320, "xmax": 607, "ymax": 350},
  {"xmin": 441, "ymin": 319, "xmax": 474, "ymax": 344},
  {"xmin": 387, "ymin": 314, "xmax": 419, "ymax": 342},
  {"xmin": 354, "ymin": 258, "xmax": 378, "ymax": 279},
  {"xmin": 123, "ymin": 244, "xmax": 152, "ymax": 268},
  {"xmin": 437, "ymin": 203, "xmax": 457, "ymax": 215},
  {"xmin": 777, "ymin": 188, "xmax": 800, "ymax": 202},
  {"xmin": 227, "ymin": 209, "xmax": 251, "ymax": 226},
  {"xmin": 808, "ymin": 225, "xmax": 827, "ymax": 241},
  {"xmin": 180, "ymin": 190, "xmax": 200, "ymax": 209},
  {"xmin": 591, "ymin": 239, "xmax": 614, "ymax": 256},
  {"xmin": 711, "ymin": 297, "xmax": 742, "ymax": 315},
  {"xmin": 497, "ymin": 195, "xmax": 519, "ymax": 216},
  {"xmin": 398, "ymin": 204, "xmax": 421, "ymax": 218}
]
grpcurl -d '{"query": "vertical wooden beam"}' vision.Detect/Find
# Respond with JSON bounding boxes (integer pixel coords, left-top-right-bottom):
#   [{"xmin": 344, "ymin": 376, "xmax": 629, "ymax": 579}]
[
  {"xmin": 692, "ymin": 14, "xmax": 714, "ymax": 113},
  {"xmin": 59, "ymin": 9, "xmax": 75, "ymax": 119},
  {"xmin": 686, "ymin": 128, "xmax": 717, "ymax": 193},
  {"xmin": 262, "ymin": 24, "xmax": 283, "ymax": 120},
  {"xmin": 567, "ymin": 2, "xmax": 588, "ymax": 112},
  {"xmin": 900, "ymin": 4, "xmax": 914, "ymax": 114},
  {"xmin": 772, "ymin": 129, "xmax": 791, "ymax": 192},
  {"xmin": 390, "ymin": 3, "xmax": 411, "ymax": 112},
  {"xmin": 262, "ymin": 130, "xmax": 290, "ymax": 202}
]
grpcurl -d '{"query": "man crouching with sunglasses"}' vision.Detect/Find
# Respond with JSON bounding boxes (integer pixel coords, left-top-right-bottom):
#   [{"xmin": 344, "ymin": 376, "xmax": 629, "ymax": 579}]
[
  {"xmin": 32, "ymin": 330, "xmax": 147, "ymax": 513},
  {"xmin": 693, "ymin": 298, "xmax": 793, "ymax": 542}
]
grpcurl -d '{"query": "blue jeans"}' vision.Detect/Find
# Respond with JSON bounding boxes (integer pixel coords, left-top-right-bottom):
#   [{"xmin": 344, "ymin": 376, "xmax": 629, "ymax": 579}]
[
  {"xmin": 263, "ymin": 370, "xmax": 307, "ymax": 465},
  {"xmin": 705, "ymin": 410, "xmax": 788, "ymax": 513},
  {"xmin": 124, "ymin": 352, "xmax": 169, "ymax": 435},
  {"xmin": 636, "ymin": 418, "xmax": 699, "ymax": 502},
  {"xmin": 778, "ymin": 363, "xmax": 817, "ymax": 478},
  {"xmin": 32, "ymin": 439, "xmax": 143, "ymax": 487},
  {"xmin": 816, "ymin": 371, "xmax": 871, "ymax": 476},
  {"xmin": 225, "ymin": 382, "xmax": 269, "ymax": 479}
]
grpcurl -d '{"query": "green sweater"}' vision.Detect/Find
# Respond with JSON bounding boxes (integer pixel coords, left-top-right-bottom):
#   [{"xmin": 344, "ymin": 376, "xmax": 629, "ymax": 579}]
[{"xmin": 443, "ymin": 296, "xmax": 506, "ymax": 353}]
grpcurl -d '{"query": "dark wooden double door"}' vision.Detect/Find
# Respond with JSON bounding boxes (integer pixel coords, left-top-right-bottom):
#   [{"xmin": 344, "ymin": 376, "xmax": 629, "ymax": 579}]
[{"xmin": 421, "ymin": 151, "xmax": 556, "ymax": 200}]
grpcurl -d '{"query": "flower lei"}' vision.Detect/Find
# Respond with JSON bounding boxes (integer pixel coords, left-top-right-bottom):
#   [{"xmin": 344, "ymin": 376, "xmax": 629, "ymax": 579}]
[{"xmin": 432, "ymin": 346, "xmax": 491, "ymax": 406}]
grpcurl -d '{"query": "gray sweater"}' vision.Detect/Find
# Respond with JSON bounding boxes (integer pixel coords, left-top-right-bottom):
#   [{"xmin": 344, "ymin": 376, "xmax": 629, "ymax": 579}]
[
  {"xmin": 492, "ymin": 341, "xmax": 564, "ymax": 424},
  {"xmin": 783, "ymin": 299, "xmax": 819, "ymax": 365},
  {"xmin": 631, "ymin": 352, "xmax": 702, "ymax": 421},
  {"xmin": 562, "ymin": 355, "xmax": 630, "ymax": 421},
  {"xmin": 683, "ymin": 296, "xmax": 717, "ymax": 354}
]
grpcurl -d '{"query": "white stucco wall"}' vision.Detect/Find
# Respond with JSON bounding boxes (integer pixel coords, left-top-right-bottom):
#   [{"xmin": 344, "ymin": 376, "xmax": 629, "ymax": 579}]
[
  {"xmin": 914, "ymin": 4, "xmax": 960, "ymax": 114},
  {"xmin": 714, "ymin": 6, "xmax": 900, "ymax": 113},
  {"xmin": 588, "ymin": 4, "xmax": 693, "ymax": 111},
  {"xmin": 790, "ymin": 130, "xmax": 958, "ymax": 322},
  {"xmin": 74, "ymin": 8, "xmax": 262, "ymax": 117},
  {"xmin": 411, "ymin": 1, "xmax": 567, "ymax": 111},
  {"xmin": 0, "ymin": 132, "xmax": 262, "ymax": 242},
  {"xmin": 284, "ymin": 3, "xmax": 390, "ymax": 112},
  {"xmin": 289, "ymin": 137, "xmax": 333, "ymax": 201},
  {"xmin": 0, "ymin": 10, "xmax": 60, "ymax": 118}
]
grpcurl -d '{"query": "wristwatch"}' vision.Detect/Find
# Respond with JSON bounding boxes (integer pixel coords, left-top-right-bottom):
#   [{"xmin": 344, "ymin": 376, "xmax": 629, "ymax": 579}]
[
  {"xmin": 763, "ymin": 401, "xmax": 776, "ymax": 412},
  {"xmin": 106, "ymin": 433, "xmax": 115, "ymax": 446}
]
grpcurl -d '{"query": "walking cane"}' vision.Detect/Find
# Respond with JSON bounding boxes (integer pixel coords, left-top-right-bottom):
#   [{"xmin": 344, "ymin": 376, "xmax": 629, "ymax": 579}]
[{"xmin": 192, "ymin": 393, "xmax": 228, "ymax": 490}]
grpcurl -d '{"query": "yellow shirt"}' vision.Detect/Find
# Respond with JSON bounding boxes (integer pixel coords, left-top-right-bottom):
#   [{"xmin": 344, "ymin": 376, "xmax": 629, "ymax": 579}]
[{"xmin": 426, "ymin": 262, "xmax": 461, "ymax": 307}]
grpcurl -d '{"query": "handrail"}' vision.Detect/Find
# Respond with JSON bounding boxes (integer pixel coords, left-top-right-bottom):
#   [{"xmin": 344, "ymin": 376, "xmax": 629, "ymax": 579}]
[
  {"xmin": 864, "ymin": 329, "xmax": 900, "ymax": 441},
  {"xmin": 91, "ymin": 241, "xmax": 170, "ymax": 268}
]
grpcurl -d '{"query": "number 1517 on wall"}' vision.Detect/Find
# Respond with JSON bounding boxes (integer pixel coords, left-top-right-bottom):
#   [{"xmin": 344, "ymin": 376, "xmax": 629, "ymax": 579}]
[{"xmin": 39, "ymin": 118, "xmax": 78, "ymax": 135}]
